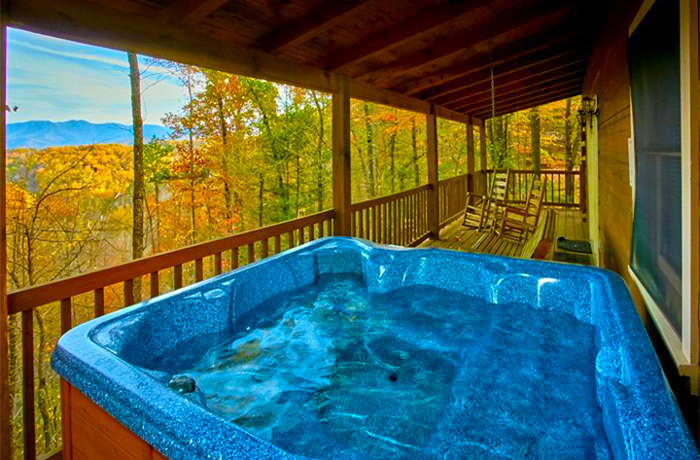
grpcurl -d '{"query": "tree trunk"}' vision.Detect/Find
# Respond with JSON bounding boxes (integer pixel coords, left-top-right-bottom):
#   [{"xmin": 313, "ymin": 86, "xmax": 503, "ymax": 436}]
[
  {"xmin": 154, "ymin": 182, "xmax": 161, "ymax": 252},
  {"xmin": 295, "ymin": 153, "xmax": 301, "ymax": 217},
  {"xmin": 185, "ymin": 71, "xmax": 197, "ymax": 244},
  {"xmin": 491, "ymin": 116, "xmax": 506, "ymax": 168},
  {"xmin": 363, "ymin": 102, "xmax": 377, "ymax": 197},
  {"xmin": 564, "ymin": 98, "xmax": 574, "ymax": 202},
  {"xmin": 529, "ymin": 107, "xmax": 541, "ymax": 171},
  {"xmin": 258, "ymin": 173, "xmax": 265, "ymax": 227},
  {"xmin": 312, "ymin": 93, "xmax": 325, "ymax": 212},
  {"xmin": 412, "ymin": 118, "xmax": 420, "ymax": 186},
  {"xmin": 128, "ymin": 52, "xmax": 144, "ymax": 302},
  {"xmin": 217, "ymin": 95, "xmax": 232, "ymax": 222},
  {"xmin": 389, "ymin": 110, "xmax": 397, "ymax": 193}
]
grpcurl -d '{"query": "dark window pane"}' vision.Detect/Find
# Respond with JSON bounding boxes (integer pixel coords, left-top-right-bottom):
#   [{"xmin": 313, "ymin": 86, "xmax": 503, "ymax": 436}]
[{"xmin": 628, "ymin": 0, "xmax": 682, "ymax": 333}]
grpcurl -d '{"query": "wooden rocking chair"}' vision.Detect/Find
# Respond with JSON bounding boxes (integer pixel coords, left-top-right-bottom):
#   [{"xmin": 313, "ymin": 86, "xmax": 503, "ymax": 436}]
[
  {"xmin": 496, "ymin": 176, "xmax": 546, "ymax": 243},
  {"xmin": 462, "ymin": 170, "xmax": 510, "ymax": 231}
]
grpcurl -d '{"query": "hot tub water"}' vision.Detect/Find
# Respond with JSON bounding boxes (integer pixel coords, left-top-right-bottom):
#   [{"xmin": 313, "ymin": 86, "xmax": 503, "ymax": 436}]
[{"xmin": 147, "ymin": 273, "xmax": 611, "ymax": 460}]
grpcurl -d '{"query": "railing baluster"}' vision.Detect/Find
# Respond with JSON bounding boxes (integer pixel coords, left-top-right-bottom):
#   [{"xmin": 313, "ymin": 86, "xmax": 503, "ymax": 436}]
[
  {"xmin": 214, "ymin": 253, "xmax": 223, "ymax": 275},
  {"xmin": 298, "ymin": 227, "xmax": 305, "ymax": 245},
  {"xmin": 288, "ymin": 231, "xmax": 295, "ymax": 248},
  {"xmin": 363, "ymin": 208, "xmax": 369, "ymax": 240},
  {"xmin": 174, "ymin": 264, "xmax": 183, "ymax": 289},
  {"xmin": 94, "ymin": 287, "xmax": 105, "ymax": 318},
  {"xmin": 319, "ymin": 220, "xmax": 324, "ymax": 238},
  {"xmin": 247, "ymin": 242, "xmax": 255, "ymax": 264},
  {"xmin": 392, "ymin": 202, "xmax": 396, "ymax": 244},
  {"xmin": 382, "ymin": 203, "xmax": 388, "ymax": 244},
  {"xmin": 61, "ymin": 298, "xmax": 72, "ymax": 334},
  {"xmin": 261, "ymin": 238, "xmax": 269, "ymax": 258},
  {"xmin": 124, "ymin": 279, "xmax": 134, "ymax": 306},
  {"xmin": 150, "ymin": 271, "xmax": 160, "ymax": 298},
  {"xmin": 195, "ymin": 258, "xmax": 204, "ymax": 282},
  {"xmin": 275, "ymin": 235, "xmax": 282, "ymax": 254},
  {"xmin": 327, "ymin": 218, "xmax": 333, "ymax": 236},
  {"xmin": 309, "ymin": 224, "xmax": 315, "ymax": 241},
  {"xmin": 231, "ymin": 248, "xmax": 239, "ymax": 270},
  {"xmin": 22, "ymin": 309, "xmax": 36, "ymax": 460}
]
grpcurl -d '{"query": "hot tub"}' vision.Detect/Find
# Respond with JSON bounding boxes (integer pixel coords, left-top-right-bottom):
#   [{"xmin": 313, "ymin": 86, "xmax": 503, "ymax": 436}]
[{"xmin": 52, "ymin": 237, "xmax": 698, "ymax": 460}]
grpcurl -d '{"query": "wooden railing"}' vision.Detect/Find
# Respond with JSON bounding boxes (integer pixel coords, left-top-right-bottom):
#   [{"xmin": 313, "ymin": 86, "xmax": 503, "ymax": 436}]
[
  {"xmin": 6, "ymin": 169, "xmax": 584, "ymax": 458},
  {"xmin": 487, "ymin": 169, "xmax": 583, "ymax": 208},
  {"xmin": 438, "ymin": 173, "xmax": 469, "ymax": 225},
  {"xmin": 7, "ymin": 210, "xmax": 335, "ymax": 460},
  {"xmin": 350, "ymin": 185, "xmax": 431, "ymax": 247}
]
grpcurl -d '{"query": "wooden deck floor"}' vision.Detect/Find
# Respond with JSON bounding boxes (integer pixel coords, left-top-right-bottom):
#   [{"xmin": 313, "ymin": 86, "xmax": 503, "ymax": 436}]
[{"xmin": 422, "ymin": 208, "xmax": 590, "ymax": 263}]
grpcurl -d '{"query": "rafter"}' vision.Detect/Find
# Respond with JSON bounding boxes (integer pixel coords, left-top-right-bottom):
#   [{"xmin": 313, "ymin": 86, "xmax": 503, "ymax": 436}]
[
  {"xmin": 464, "ymin": 80, "xmax": 584, "ymax": 115},
  {"xmin": 324, "ymin": 0, "xmax": 490, "ymax": 72},
  {"xmin": 158, "ymin": 0, "xmax": 230, "ymax": 27},
  {"xmin": 452, "ymin": 73, "xmax": 586, "ymax": 112},
  {"xmin": 389, "ymin": 27, "xmax": 584, "ymax": 96},
  {"xmin": 354, "ymin": 0, "xmax": 573, "ymax": 80},
  {"xmin": 429, "ymin": 54, "xmax": 586, "ymax": 107},
  {"xmin": 256, "ymin": 0, "xmax": 373, "ymax": 54},
  {"xmin": 443, "ymin": 65, "xmax": 585, "ymax": 110},
  {"xmin": 417, "ymin": 47, "xmax": 588, "ymax": 102},
  {"xmin": 473, "ymin": 88, "xmax": 582, "ymax": 119}
]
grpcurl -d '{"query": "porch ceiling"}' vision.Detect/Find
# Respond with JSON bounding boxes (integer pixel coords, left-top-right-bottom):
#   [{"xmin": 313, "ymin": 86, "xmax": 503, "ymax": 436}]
[{"xmin": 5, "ymin": 0, "xmax": 608, "ymax": 119}]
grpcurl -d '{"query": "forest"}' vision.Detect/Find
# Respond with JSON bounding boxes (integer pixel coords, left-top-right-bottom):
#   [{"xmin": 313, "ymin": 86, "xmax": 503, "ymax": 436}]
[{"xmin": 5, "ymin": 55, "xmax": 581, "ymax": 458}]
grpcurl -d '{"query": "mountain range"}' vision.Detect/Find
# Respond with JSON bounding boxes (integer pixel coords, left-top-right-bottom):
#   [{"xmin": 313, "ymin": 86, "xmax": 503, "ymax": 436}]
[{"xmin": 7, "ymin": 120, "xmax": 171, "ymax": 149}]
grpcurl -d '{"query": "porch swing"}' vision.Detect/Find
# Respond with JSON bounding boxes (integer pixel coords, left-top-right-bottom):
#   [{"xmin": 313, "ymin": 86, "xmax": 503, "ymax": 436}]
[
  {"xmin": 462, "ymin": 63, "xmax": 512, "ymax": 232},
  {"xmin": 462, "ymin": 59, "xmax": 551, "ymax": 259}
]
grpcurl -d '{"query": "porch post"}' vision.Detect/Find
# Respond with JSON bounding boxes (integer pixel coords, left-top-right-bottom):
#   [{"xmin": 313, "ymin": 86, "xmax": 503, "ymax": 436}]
[
  {"xmin": 332, "ymin": 75, "xmax": 352, "ymax": 236},
  {"xmin": 427, "ymin": 106, "xmax": 439, "ymax": 238},
  {"xmin": 0, "ymin": 20, "xmax": 10, "ymax": 460},
  {"xmin": 479, "ymin": 119, "xmax": 488, "ymax": 171},
  {"xmin": 466, "ymin": 120, "xmax": 475, "ymax": 192}
]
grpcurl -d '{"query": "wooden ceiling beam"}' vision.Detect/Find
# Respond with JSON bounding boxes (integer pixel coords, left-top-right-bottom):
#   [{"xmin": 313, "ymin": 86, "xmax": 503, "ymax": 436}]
[
  {"xmin": 417, "ymin": 46, "xmax": 589, "ymax": 102},
  {"xmin": 390, "ymin": 28, "xmax": 584, "ymax": 96},
  {"xmin": 447, "ymin": 68, "xmax": 586, "ymax": 110},
  {"xmin": 473, "ymin": 89, "xmax": 582, "ymax": 119},
  {"xmin": 158, "ymin": 0, "xmax": 231, "ymax": 27},
  {"xmin": 256, "ymin": 0, "xmax": 373, "ymax": 54},
  {"xmin": 431, "ymin": 56, "xmax": 587, "ymax": 106},
  {"xmin": 464, "ymin": 79, "xmax": 584, "ymax": 115},
  {"xmin": 325, "ymin": 0, "xmax": 490, "ymax": 72},
  {"xmin": 354, "ymin": 0, "xmax": 572, "ymax": 80},
  {"xmin": 7, "ymin": 0, "xmax": 470, "ymax": 124}
]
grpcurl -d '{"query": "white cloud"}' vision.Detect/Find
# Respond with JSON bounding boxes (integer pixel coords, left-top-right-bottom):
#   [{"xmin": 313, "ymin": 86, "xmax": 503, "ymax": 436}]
[{"xmin": 7, "ymin": 28, "xmax": 186, "ymax": 125}]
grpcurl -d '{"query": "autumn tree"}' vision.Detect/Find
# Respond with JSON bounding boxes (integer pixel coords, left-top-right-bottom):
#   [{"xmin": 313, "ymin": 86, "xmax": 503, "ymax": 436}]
[{"xmin": 128, "ymin": 52, "xmax": 145, "ymax": 302}]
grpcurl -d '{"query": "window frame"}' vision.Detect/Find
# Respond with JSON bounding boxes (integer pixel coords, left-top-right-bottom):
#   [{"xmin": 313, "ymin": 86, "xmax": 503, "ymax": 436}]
[{"xmin": 627, "ymin": 0, "xmax": 699, "ymax": 392}]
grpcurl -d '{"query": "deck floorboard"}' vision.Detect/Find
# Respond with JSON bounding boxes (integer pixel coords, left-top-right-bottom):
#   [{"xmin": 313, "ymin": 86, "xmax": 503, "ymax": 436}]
[{"xmin": 422, "ymin": 207, "xmax": 589, "ymax": 264}]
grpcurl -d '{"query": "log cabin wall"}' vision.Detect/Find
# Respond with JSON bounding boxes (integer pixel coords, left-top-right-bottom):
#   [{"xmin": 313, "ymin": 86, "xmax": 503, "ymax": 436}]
[
  {"xmin": 583, "ymin": 0, "xmax": 646, "ymax": 319},
  {"xmin": 584, "ymin": 0, "xmax": 699, "ymax": 440}
]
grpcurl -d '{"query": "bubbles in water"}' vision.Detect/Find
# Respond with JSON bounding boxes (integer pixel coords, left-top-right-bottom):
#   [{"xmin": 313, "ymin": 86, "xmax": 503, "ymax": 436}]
[{"xmin": 153, "ymin": 274, "xmax": 610, "ymax": 460}]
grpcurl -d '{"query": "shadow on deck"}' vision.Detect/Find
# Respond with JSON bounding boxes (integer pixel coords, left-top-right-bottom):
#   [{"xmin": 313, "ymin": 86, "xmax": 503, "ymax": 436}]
[{"xmin": 422, "ymin": 208, "xmax": 591, "ymax": 264}]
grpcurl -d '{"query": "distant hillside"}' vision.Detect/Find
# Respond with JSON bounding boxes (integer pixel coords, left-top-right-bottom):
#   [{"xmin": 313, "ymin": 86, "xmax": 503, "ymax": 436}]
[{"xmin": 8, "ymin": 120, "xmax": 171, "ymax": 149}]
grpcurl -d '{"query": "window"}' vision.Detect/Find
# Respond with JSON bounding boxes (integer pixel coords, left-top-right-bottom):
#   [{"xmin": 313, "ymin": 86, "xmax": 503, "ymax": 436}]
[{"xmin": 628, "ymin": 0, "xmax": 683, "ymax": 332}]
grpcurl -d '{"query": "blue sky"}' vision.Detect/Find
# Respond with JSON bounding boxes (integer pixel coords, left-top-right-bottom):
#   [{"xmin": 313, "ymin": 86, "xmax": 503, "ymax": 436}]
[{"xmin": 7, "ymin": 28, "xmax": 185, "ymax": 125}]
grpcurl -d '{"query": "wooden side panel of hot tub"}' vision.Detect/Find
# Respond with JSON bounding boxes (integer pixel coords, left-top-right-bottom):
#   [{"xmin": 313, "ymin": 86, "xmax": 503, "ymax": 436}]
[{"xmin": 61, "ymin": 380, "xmax": 169, "ymax": 460}]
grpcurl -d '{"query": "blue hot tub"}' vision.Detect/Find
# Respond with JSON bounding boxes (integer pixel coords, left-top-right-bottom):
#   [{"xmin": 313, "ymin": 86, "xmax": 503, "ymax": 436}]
[{"xmin": 52, "ymin": 237, "xmax": 698, "ymax": 460}]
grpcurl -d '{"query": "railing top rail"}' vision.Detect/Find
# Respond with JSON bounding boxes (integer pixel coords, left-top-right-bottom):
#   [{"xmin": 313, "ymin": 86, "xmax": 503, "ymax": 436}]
[
  {"xmin": 437, "ymin": 173, "xmax": 470, "ymax": 185},
  {"xmin": 7, "ymin": 209, "xmax": 335, "ymax": 315},
  {"xmin": 485, "ymin": 168, "xmax": 581, "ymax": 174},
  {"xmin": 351, "ymin": 184, "xmax": 430, "ymax": 211}
]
